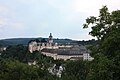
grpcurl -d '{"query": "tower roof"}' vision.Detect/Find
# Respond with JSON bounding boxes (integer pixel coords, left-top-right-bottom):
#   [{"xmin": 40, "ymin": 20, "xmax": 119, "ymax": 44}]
[{"xmin": 49, "ymin": 33, "xmax": 52, "ymax": 37}]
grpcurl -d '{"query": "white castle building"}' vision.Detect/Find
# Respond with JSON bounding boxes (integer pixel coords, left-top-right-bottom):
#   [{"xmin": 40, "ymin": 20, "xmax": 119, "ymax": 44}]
[
  {"xmin": 28, "ymin": 33, "xmax": 94, "ymax": 61},
  {"xmin": 28, "ymin": 33, "xmax": 58, "ymax": 53}
]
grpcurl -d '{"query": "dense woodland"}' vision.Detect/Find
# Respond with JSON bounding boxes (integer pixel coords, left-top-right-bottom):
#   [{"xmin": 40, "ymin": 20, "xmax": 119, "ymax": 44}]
[{"xmin": 0, "ymin": 6, "xmax": 120, "ymax": 80}]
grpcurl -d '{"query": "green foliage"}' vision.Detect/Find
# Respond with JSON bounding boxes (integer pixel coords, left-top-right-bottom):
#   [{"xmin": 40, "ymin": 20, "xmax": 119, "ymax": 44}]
[
  {"xmin": 1, "ymin": 45, "xmax": 27, "ymax": 62},
  {"xmin": 83, "ymin": 6, "xmax": 120, "ymax": 40},
  {"xmin": 0, "ymin": 58, "xmax": 57, "ymax": 80},
  {"xmin": 86, "ymin": 54, "xmax": 113, "ymax": 80},
  {"xmin": 61, "ymin": 60, "xmax": 89, "ymax": 80},
  {"xmin": 25, "ymin": 51, "xmax": 41, "ymax": 61},
  {"xmin": 0, "ymin": 58, "xmax": 39, "ymax": 80},
  {"xmin": 0, "ymin": 45, "xmax": 59, "ymax": 80},
  {"xmin": 83, "ymin": 6, "xmax": 120, "ymax": 80}
]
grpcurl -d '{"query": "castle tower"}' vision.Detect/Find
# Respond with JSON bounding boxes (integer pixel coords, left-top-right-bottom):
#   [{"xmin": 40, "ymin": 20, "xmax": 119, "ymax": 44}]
[{"xmin": 48, "ymin": 33, "xmax": 53, "ymax": 47}]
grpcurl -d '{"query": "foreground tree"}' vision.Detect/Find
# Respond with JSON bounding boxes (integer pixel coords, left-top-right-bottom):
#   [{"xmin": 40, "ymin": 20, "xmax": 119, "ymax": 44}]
[
  {"xmin": 1, "ymin": 45, "xmax": 27, "ymax": 62},
  {"xmin": 0, "ymin": 58, "xmax": 57, "ymax": 80},
  {"xmin": 83, "ymin": 6, "xmax": 120, "ymax": 80},
  {"xmin": 61, "ymin": 60, "xmax": 89, "ymax": 80}
]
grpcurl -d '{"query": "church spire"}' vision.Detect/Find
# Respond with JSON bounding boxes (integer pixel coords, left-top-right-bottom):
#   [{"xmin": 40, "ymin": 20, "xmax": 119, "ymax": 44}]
[{"xmin": 50, "ymin": 33, "xmax": 52, "ymax": 37}]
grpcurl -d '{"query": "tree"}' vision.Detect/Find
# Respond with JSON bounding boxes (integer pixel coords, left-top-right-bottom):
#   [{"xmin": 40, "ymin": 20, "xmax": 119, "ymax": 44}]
[
  {"xmin": 1, "ymin": 45, "xmax": 27, "ymax": 62},
  {"xmin": 61, "ymin": 60, "xmax": 89, "ymax": 80},
  {"xmin": 86, "ymin": 54, "xmax": 113, "ymax": 80},
  {"xmin": 0, "ymin": 58, "xmax": 39, "ymax": 80},
  {"xmin": 0, "ymin": 58, "xmax": 57, "ymax": 80},
  {"xmin": 83, "ymin": 6, "xmax": 120, "ymax": 80}
]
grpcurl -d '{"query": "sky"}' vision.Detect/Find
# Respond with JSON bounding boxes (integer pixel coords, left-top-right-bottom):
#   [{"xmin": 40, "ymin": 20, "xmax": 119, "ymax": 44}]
[{"xmin": 0, "ymin": 0, "xmax": 120, "ymax": 40}]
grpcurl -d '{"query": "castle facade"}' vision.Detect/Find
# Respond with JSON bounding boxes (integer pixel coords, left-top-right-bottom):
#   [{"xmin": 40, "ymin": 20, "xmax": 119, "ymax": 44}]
[
  {"xmin": 28, "ymin": 33, "xmax": 94, "ymax": 61},
  {"xmin": 28, "ymin": 33, "xmax": 58, "ymax": 53}
]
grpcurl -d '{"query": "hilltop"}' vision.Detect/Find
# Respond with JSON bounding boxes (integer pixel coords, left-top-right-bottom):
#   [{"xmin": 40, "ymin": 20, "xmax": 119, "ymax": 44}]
[{"xmin": 0, "ymin": 37, "xmax": 97, "ymax": 46}]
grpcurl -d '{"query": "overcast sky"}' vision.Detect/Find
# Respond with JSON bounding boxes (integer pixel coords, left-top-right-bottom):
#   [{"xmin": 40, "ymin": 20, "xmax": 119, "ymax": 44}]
[{"xmin": 0, "ymin": 0, "xmax": 120, "ymax": 40}]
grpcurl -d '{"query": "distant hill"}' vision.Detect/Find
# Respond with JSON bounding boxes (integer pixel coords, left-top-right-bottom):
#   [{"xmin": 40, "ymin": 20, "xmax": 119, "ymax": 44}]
[
  {"xmin": 0, "ymin": 37, "xmax": 97, "ymax": 46},
  {"xmin": 74, "ymin": 39, "xmax": 98, "ymax": 45},
  {"xmin": 0, "ymin": 38, "xmax": 74, "ymax": 46}
]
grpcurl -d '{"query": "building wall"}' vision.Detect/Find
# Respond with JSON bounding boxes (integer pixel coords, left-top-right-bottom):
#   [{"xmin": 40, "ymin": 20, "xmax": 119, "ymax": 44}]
[
  {"xmin": 42, "ymin": 52, "xmax": 83, "ymax": 61},
  {"xmin": 83, "ymin": 53, "xmax": 94, "ymax": 61},
  {"xmin": 0, "ymin": 47, "xmax": 7, "ymax": 52},
  {"xmin": 29, "ymin": 41, "xmax": 38, "ymax": 53},
  {"xmin": 28, "ymin": 43, "xmax": 60, "ymax": 53}
]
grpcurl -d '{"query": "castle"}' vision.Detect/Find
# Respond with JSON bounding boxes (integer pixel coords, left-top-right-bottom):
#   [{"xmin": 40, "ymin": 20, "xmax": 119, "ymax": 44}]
[
  {"xmin": 28, "ymin": 33, "xmax": 94, "ymax": 61},
  {"xmin": 28, "ymin": 33, "xmax": 58, "ymax": 53}
]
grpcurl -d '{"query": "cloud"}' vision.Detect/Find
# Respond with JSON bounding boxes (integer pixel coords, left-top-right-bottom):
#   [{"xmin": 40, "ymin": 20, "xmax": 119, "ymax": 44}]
[
  {"xmin": 0, "ymin": 5, "xmax": 9, "ymax": 13},
  {"xmin": 9, "ymin": 22, "xmax": 24, "ymax": 29},
  {"xmin": 0, "ymin": 0, "xmax": 120, "ymax": 40},
  {"xmin": 0, "ymin": 18, "xmax": 9, "ymax": 28},
  {"xmin": 0, "ymin": 19, "xmax": 6, "ymax": 26},
  {"xmin": 0, "ymin": 18, "xmax": 24, "ymax": 29},
  {"xmin": 72, "ymin": 0, "xmax": 120, "ymax": 16},
  {"xmin": 0, "ymin": 4, "xmax": 13, "ymax": 17},
  {"xmin": 0, "ymin": 3, "xmax": 24, "ymax": 30},
  {"xmin": 72, "ymin": 32, "xmax": 95, "ymax": 40}
]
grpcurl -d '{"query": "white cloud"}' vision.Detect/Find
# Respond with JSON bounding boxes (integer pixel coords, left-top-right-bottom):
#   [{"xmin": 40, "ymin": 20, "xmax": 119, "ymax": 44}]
[
  {"xmin": 0, "ymin": 4, "xmax": 14, "ymax": 17},
  {"xmin": 0, "ymin": 5, "xmax": 9, "ymax": 13},
  {"xmin": 72, "ymin": 0, "xmax": 120, "ymax": 16},
  {"xmin": 0, "ymin": 0, "xmax": 120, "ymax": 40},
  {"xmin": 0, "ymin": 18, "xmax": 9, "ymax": 28},
  {"xmin": 47, "ymin": 0, "xmax": 120, "ymax": 18},
  {"xmin": 72, "ymin": 32, "xmax": 95, "ymax": 40},
  {"xmin": 10, "ymin": 22, "xmax": 24, "ymax": 29},
  {"xmin": 0, "ymin": 18, "xmax": 24, "ymax": 29},
  {"xmin": 0, "ymin": 3, "xmax": 24, "ymax": 30},
  {"xmin": 0, "ymin": 19, "xmax": 6, "ymax": 26}
]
